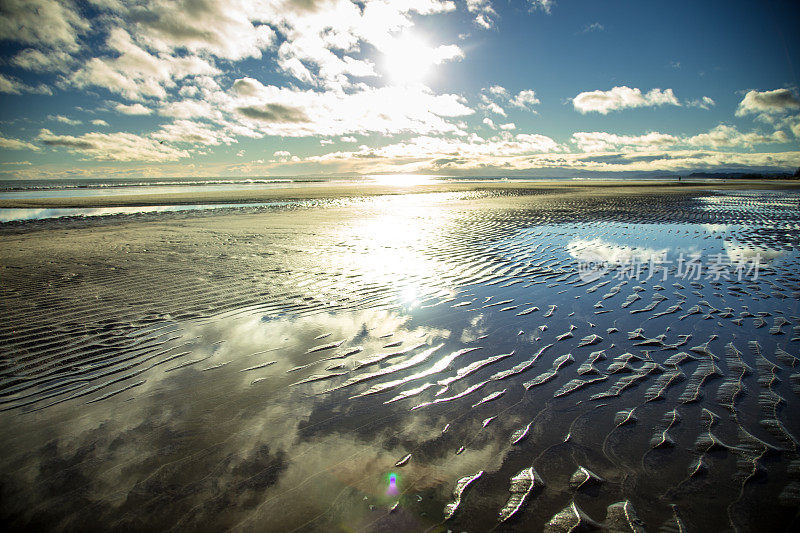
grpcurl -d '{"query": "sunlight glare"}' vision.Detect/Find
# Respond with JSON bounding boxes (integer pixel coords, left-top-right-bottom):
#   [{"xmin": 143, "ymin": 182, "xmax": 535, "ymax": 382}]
[
  {"xmin": 369, "ymin": 174, "xmax": 434, "ymax": 186},
  {"xmin": 383, "ymin": 34, "xmax": 435, "ymax": 84}
]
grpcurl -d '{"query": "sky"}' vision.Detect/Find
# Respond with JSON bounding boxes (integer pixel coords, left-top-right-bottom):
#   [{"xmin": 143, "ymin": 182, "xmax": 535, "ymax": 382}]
[{"xmin": 0, "ymin": 0, "xmax": 799, "ymax": 180}]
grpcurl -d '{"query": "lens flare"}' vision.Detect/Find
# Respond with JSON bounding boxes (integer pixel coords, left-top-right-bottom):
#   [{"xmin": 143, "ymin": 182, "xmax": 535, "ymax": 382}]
[{"xmin": 387, "ymin": 472, "xmax": 399, "ymax": 496}]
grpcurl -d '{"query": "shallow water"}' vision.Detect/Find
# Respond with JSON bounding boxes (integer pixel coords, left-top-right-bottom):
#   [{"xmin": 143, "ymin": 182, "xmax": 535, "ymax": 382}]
[
  {"xmin": 0, "ymin": 189, "xmax": 798, "ymax": 531},
  {"xmin": 0, "ymin": 202, "xmax": 292, "ymax": 222}
]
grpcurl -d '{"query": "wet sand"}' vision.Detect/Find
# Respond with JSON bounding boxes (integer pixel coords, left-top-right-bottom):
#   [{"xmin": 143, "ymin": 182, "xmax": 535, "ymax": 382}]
[{"xmin": 1, "ymin": 182, "xmax": 799, "ymax": 532}]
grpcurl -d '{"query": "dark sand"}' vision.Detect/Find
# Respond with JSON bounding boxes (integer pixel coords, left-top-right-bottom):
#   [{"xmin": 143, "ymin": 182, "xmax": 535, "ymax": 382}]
[{"xmin": 1, "ymin": 182, "xmax": 799, "ymax": 532}]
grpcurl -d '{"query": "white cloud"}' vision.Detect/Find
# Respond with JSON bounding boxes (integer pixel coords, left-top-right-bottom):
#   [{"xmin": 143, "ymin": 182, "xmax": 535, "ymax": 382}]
[
  {"xmin": 70, "ymin": 28, "xmax": 220, "ymax": 101},
  {"xmin": 307, "ymin": 132, "xmax": 564, "ymax": 169},
  {"xmin": 685, "ymin": 124, "xmax": 788, "ymax": 148},
  {"xmin": 49, "ymin": 115, "xmax": 82, "ymax": 125},
  {"xmin": 152, "ymin": 120, "xmax": 236, "ymax": 146},
  {"xmin": 267, "ymin": 0, "xmax": 456, "ymax": 89},
  {"xmin": 782, "ymin": 115, "xmax": 800, "ymax": 138},
  {"xmin": 484, "ymin": 101, "xmax": 507, "ymax": 116},
  {"xmin": 36, "ymin": 128, "xmax": 189, "ymax": 161},
  {"xmin": 159, "ymin": 100, "xmax": 218, "ymax": 120},
  {"xmin": 581, "ymin": 22, "xmax": 604, "ymax": 33},
  {"xmin": 736, "ymin": 88, "xmax": 800, "ymax": 117},
  {"xmin": 0, "ymin": 0, "xmax": 89, "ymax": 51},
  {"xmin": 573, "ymin": 86, "xmax": 680, "ymax": 114},
  {"xmin": 340, "ymin": 136, "xmax": 357, "ymax": 142},
  {"xmin": 228, "ymin": 78, "xmax": 473, "ymax": 138},
  {"xmin": 0, "ymin": 135, "xmax": 41, "ymax": 151},
  {"xmin": 466, "ymin": 0, "xmax": 498, "ymax": 29},
  {"xmin": 686, "ymin": 96, "xmax": 715, "ymax": 109},
  {"xmin": 273, "ymin": 150, "xmax": 292, "ymax": 162},
  {"xmin": 115, "ymin": 103, "xmax": 153, "ymax": 115},
  {"xmin": 431, "ymin": 44, "xmax": 464, "ymax": 64},
  {"xmin": 573, "ymin": 125, "xmax": 789, "ymax": 152},
  {"xmin": 11, "ymin": 48, "xmax": 73, "ymax": 73},
  {"xmin": 510, "ymin": 89, "xmax": 540, "ymax": 111},
  {"xmin": 0, "ymin": 73, "xmax": 52, "ymax": 95},
  {"xmin": 91, "ymin": 119, "xmax": 110, "ymax": 126},
  {"xmin": 572, "ymin": 131, "xmax": 679, "ymax": 152},
  {"xmin": 529, "ymin": 0, "xmax": 555, "ymax": 14},
  {"xmin": 499, "ymin": 122, "xmax": 516, "ymax": 130},
  {"xmin": 482, "ymin": 117, "xmax": 496, "ymax": 129},
  {"xmin": 90, "ymin": 0, "xmax": 276, "ymax": 61}
]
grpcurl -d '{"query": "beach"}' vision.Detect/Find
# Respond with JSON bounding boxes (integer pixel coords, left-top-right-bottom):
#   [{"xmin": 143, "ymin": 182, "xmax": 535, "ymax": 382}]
[{"xmin": 1, "ymin": 181, "xmax": 799, "ymax": 531}]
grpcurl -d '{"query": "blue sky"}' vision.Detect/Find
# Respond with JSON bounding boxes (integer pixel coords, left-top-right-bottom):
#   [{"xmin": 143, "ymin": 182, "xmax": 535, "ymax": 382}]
[{"xmin": 0, "ymin": 0, "xmax": 798, "ymax": 180}]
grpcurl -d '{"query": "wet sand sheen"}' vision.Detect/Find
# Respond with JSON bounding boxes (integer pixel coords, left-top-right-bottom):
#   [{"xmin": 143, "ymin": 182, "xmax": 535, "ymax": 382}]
[{"xmin": 0, "ymin": 183, "xmax": 799, "ymax": 532}]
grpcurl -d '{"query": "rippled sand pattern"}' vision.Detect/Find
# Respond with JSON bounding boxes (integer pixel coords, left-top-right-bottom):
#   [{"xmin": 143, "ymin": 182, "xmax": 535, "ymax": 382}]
[{"xmin": 1, "ymin": 188, "xmax": 799, "ymax": 531}]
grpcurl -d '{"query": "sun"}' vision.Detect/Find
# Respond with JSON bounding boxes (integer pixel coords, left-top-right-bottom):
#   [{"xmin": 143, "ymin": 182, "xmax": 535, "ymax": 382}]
[{"xmin": 382, "ymin": 33, "xmax": 435, "ymax": 85}]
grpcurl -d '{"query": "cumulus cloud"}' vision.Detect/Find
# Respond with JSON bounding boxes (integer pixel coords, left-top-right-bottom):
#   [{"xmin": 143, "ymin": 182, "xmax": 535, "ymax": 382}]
[
  {"xmin": 307, "ymin": 132, "xmax": 564, "ymax": 169},
  {"xmin": 11, "ymin": 48, "xmax": 73, "ymax": 73},
  {"xmin": 488, "ymin": 85, "xmax": 508, "ymax": 97},
  {"xmin": 297, "ymin": 136, "xmax": 790, "ymax": 176},
  {"xmin": 269, "ymin": 0, "xmax": 456, "ymax": 89},
  {"xmin": 0, "ymin": 0, "xmax": 88, "ymax": 51},
  {"xmin": 227, "ymin": 78, "xmax": 473, "ymax": 137},
  {"xmin": 115, "ymin": 103, "xmax": 153, "ymax": 115},
  {"xmin": 573, "ymin": 125, "xmax": 789, "ymax": 152},
  {"xmin": 685, "ymin": 124, "xmax": 788, "ymax": 148},
  {"xmin": 119, "ymin": 0, "xmax": 276, "ymax": 61},
  {"xmin": 480, "ymin": 86, "xmax": 539, "ymax": 116},
  {"xmin": 91, "ymin": 119, "xmax": 110, "ymax": 126},
  {"xmin": 0, "ymin": 135, "xmax": 41, "ymax": 151},
  {"xmin": 48, "ymin": 115, "xmax": 82, "ymax": 125},
  {"xmin": 0, "ymin": 0, "xmax": 478, "ymax": 164},
  {"xmin": 152, "ymin": 120, "xmax": 235, "ymax": 146},
  {"xmin": 687, "ymin": 96, "xmax": 715, "ymax": 109},
  {"xmin": 736, "ymin": 88, "xmax": 800, "ymax": 117},
  {"xmin": 529, "ymin": 0, "xmax": 555, "ymax": 14},
  {"xmin": 573, "ymin": 86, "xmax": 680, "ymax": 114},
  {"xmin": 70, "ymin": 28, "xmax": 220, "ymax": 101},
  {"xmin": 484, "ymin": 101, "xmax": 507, "ymax": 116},
  {"xmin": 160, "ymin": 99, "xmax": 218, "ymax": 120},
  {"xmin": 572, "ymin": 131, "xmax": 679, "ymax": 152},
  {"xmin": 36, "ymin": 128, "xmax": 189, "ymax": 161},
  {"xmin": 0, "ymin": 73, "xmax": 52, "ymax": 95},
  {"xmin": 236, "ymin": 103, "xmax": 310, "ymax": 123},
  {"xmin": 782, "ymin": 115, "xmax": 800, "ymax": 138},
  {"xmin": 510, "ymin": 90, "xmax": 540, "ymax": 111},
  {"xmin": 466, "ymin": 0, "xmax": 498, "ymax": 29},
  {"xmin": 273, "ymin": 150, "xmax": 292, "ymax": 162}
]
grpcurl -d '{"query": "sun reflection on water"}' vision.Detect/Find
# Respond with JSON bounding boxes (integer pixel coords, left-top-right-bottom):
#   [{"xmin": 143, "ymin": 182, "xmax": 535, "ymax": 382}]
[{"xmin": 367, "ymin": 174, "xmax": 436, "ymax": 186}]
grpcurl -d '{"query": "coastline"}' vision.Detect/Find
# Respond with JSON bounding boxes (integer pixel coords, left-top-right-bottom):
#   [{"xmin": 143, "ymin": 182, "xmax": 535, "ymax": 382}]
[{"xmin": 2, "ymin": 179, "xmax": 798, "ymax": 209}]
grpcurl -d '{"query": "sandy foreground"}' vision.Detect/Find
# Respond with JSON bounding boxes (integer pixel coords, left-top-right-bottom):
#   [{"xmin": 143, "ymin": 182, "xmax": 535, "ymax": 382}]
[{"xmin": 1, "ymin": 182, "xmax": 799, "ymax": 531}]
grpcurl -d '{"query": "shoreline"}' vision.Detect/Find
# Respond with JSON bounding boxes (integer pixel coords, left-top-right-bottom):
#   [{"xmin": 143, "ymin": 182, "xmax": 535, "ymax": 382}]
[{"xmin": 2, "ymin": 179, "xmax": 798, "ymax": 209}]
